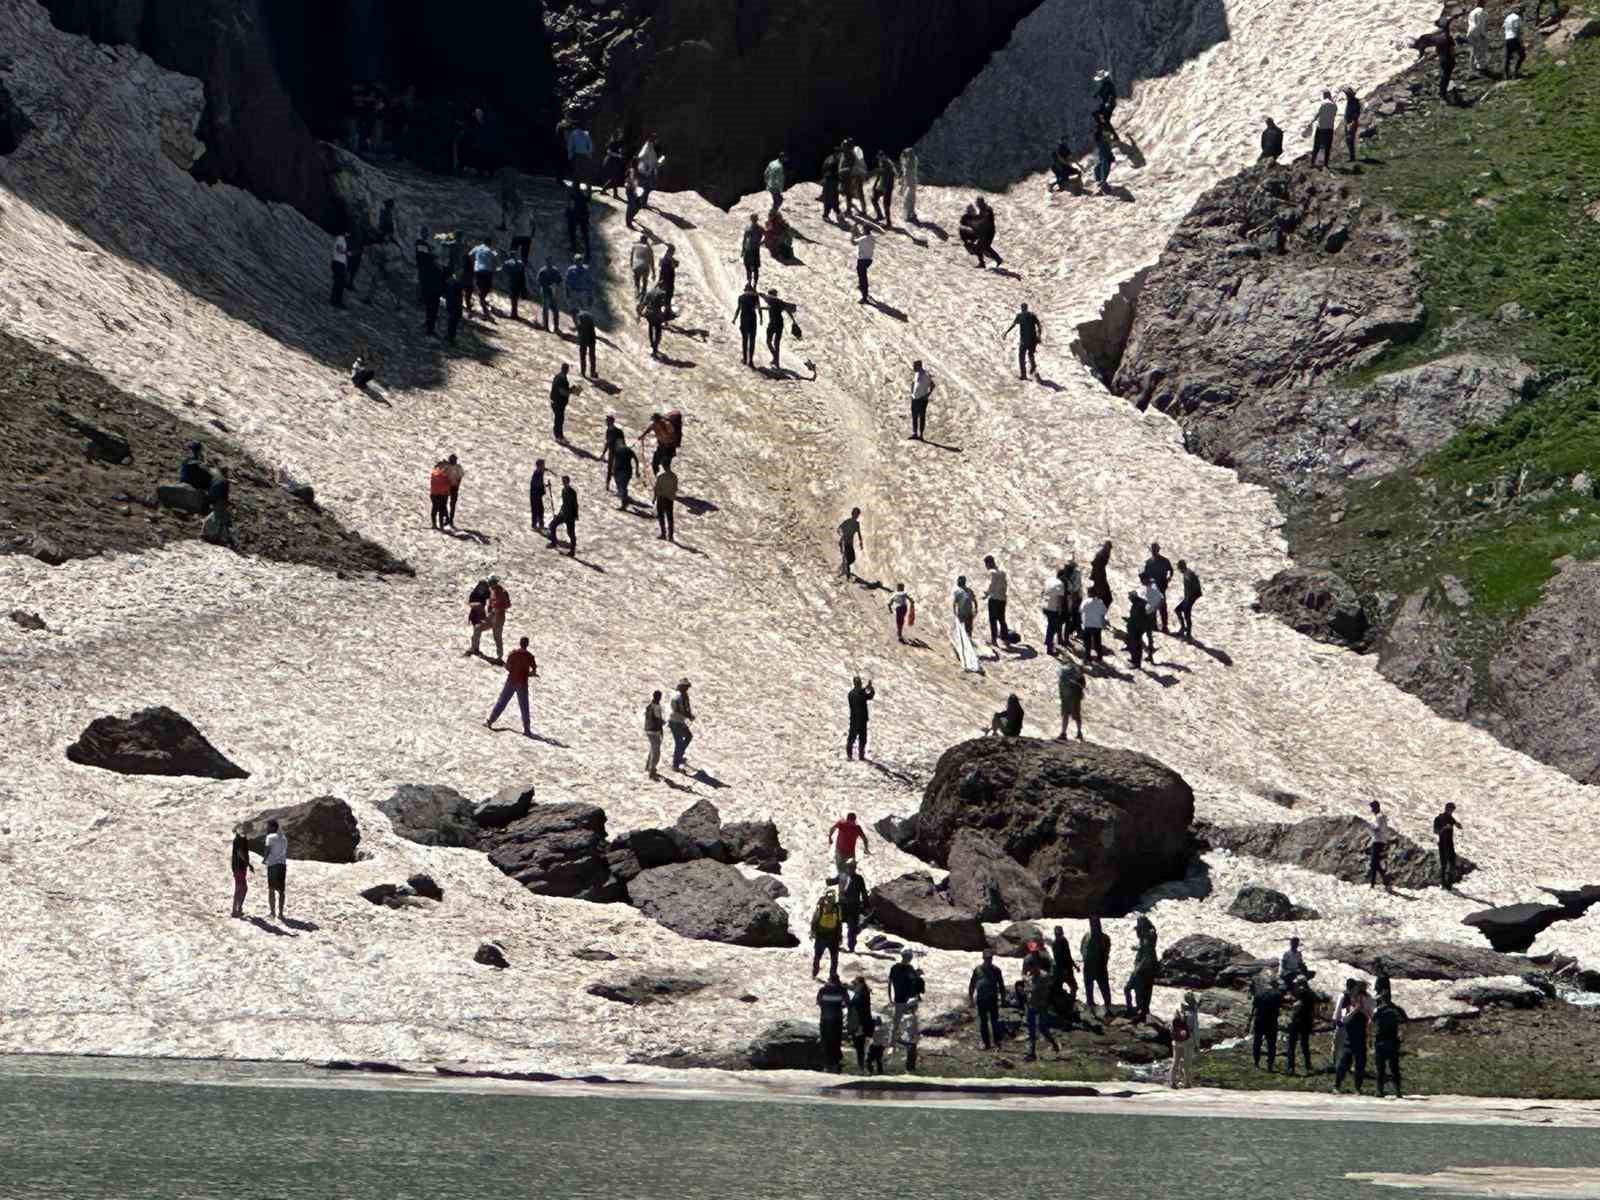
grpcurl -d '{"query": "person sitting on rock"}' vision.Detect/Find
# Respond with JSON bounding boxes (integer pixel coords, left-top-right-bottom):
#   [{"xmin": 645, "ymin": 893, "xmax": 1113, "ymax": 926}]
[
  {"xmin": 762, "ymin": 207, "xmax": 794, "ymax": 261},
  {"xmin": 987, "ymin": 693, "xmax": 1024, "ymax": 738}
]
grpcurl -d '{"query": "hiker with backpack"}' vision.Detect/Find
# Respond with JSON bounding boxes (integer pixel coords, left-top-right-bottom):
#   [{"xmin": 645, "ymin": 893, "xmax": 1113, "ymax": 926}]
[
  {"xmin": 811, "ymin": 887, "xmax": 844, "ymax": 979},
  {"xmin": 1175, "ymin": 559, "xmax": 1202, "ymax": 639}
]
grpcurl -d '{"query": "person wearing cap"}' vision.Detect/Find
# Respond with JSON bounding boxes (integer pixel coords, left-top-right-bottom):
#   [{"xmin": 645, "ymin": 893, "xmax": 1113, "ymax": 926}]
[
  {"xmin": 1280, "ymin": 936, "xmax": 1307, "ymax": 983},
  {"xmin": 668, "ymin": 678, "xmax": 694, "ymax": 771},
  {"xmin": 969, "ymin": 949, "xmax": 1005, "ymax": 1050},
  {"xmin": 485, "ymin": 636, "xmax": 537, "ymax": 737},
  {"xmin": 909, "ymin": 360, "xmax": 934, "ymax": 439},
  {"xmin": 815, "ymin": 971, "xmax": 848, "ymax": 1072},
  {"xmin": 810, "ymin": 885, "xmax": 843, "ymax": 979},
  {"xmin": 888, "ymin": 948, "xmax": 925, "ymax": 1049}
]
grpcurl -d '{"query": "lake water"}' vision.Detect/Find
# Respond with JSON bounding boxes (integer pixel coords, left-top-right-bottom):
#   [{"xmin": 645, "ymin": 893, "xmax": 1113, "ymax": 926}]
[{"xmin": 2, "ymin": 1056, "xmax": 1598, "ymax": 1199}]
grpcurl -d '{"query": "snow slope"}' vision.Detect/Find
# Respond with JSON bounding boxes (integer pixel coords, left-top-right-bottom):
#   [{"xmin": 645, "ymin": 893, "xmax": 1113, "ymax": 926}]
[{"xmin": 5, "ymin": 0, "xmax": 1581, "ymax": 1073}]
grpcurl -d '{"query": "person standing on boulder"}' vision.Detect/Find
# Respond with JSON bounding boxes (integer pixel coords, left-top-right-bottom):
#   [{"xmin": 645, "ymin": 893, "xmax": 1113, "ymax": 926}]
[
  {"xmin": 888, "ymin": 948, "xmax": 925, "ymax": 1049},
  {"xmin": 1080, "ymin": 916, "xmax": 1112, "ymax": 1015},
  {"xmin": 1367, "ymin": 800, "xmax": 1394, "ymax": 889},
  {"xmin": 485, "ymin": 636, "xmax": 537, "ymax": 737},
  {"xmin": 839, "ymin": 864, "xmax": 870, "ymax": 953},
  {"xmin": 1123, "ymin": 914, "xmax": 1159, "ymax": 1021},
  {"xmin": 816, "ymin": 970, "xmax": 848, "ymax": 1072},
  {"xmin": 969, "ymin": 950, "xmax": 1006, "ymax": 1050},
  {"xmin": 1434, "ymin": 802, "xmax": 1461, "ymax": 889},
  {"xmin": 230, "ymin": 830, "xmax": 254, "ymax": 918},
  {"xmin": 644, "ymin": 690, "xmax": 666, "ymax": 780},
  {"xmin": 829, "ymin": 812, "xmax": 870, "ymax": 876},
  {"xmin": 846, "ymin": 676, "xmax": 875, "ymax": 762},
  {"xmin": 811, "ymin": 887, "xmax": 844, "ymax": 979},
  {"xmin": 1003, "ymin": 303, "xmax": 1044, "ymax": 380},
  {"xmin": 263, "ymin": 819, "xmax": 288, "ymax": 921},
  {"xmin": 669, "ymin": 678, "xmax": 695, "ymax": 771}
]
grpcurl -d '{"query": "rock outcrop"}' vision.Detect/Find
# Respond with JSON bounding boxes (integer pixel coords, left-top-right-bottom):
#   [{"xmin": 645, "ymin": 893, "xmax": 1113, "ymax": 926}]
[
  {"xmin": 1326, "ymin": 940, "xmax": 1525, "ymax": 981},
  {"xmin": 610, "ymin": 800, "xmax": 787, "ymax": 873},
  {"xmin": 66, "ymin": 707, "xmax": 248, "ymax": 779},
  {"xmin": 1158, "ymin": 934, "xmax": 1273, "ymax": 989},
  {"xmin": 485, "ymin": 803, "xmax": 625, "ymax": 902},
  {"xmin": 238, "ymin": 796, "xmax": 360, "ymax": 863},
  {"xmin": 1254, "ymin": 568, "xmax": 1373, "ymax": 651},
  {"xmin": 1202, "ymin": 815, "xmax": 1470, "ymax": 889},
  {"xmin": 1376, "ymin": 586, "xmax": 1479, "ymax": 722},
  {"xmin": 1227, "ymin": 885, "xmax": 1320, "ymax": 925},
  {"xmin": 1464, "ymin": 903, "xmax": 1575, "ymax": 954},
  {"xmin": 473, "ymin": 784, "xmax": 536, "ymax": 830},
  {"xmin": 745, "ymin": 1020, "xmax": 824, "ymax": 1071},
  {"xmin": 627, "ymin": 860, "xmax": 797, "ymax": 948},
  {"xmin": 378, "ymin": 784, "xmax": 479, "ymax": 849},
  {"xmin": 946, "ymin": 829, "xmax": 1045, "ymax": 922},
  {"xmin": 586, "ymin": 976, "xmax": 707, "ymax": 1006},
  {"xmin": 913, "ymin": 738, "xmax": 1194, "ymax": 916},
  {"xmin": 868, "ymin": 872, "xmax": 985, "ymax": 951}
]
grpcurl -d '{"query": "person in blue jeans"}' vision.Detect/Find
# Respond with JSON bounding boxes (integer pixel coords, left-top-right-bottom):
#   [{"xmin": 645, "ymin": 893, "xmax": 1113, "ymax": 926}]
[{"xmin": 669, "ymin": 678, "xmax": 694, "ymax": 770}]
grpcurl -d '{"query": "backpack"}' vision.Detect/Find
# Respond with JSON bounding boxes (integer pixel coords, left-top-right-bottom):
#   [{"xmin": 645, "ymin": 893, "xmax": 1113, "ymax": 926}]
[
  {"xmin": 816, "ymin": 895, "xmax": 840, "ymax": 933},
  {"xmin": 469, "ymin": 580, "xmax": 491, "ymax": 605}
]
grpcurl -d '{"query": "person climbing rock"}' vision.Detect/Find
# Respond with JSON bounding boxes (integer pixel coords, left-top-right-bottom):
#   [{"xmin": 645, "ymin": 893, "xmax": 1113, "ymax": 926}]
[
  {"xmin": 846, "ymin": 676, "xmax": 875, "ymax": 761},
  {"xmin": 1003, "ymin": 303, "xmax": 1043, "ymax": 379},
  {"xmin": 829, "ymin": 812, "xmax": 870, "ymax": 876},
  {"xmin": 1080, "ymin": 916, "xmax": 1112, "ymax": 1014},
  {"xmin": 733, "ymin": 284, "xmax": 761, "ymax": 368},
  {"xmin": 1467, "ymin": 2, "xmax": 1489, "ymax": 72},
  {"xmin": 838, "ymin": 507, "xmax": 863, "ymax": 580},
  {"xmin": 485, "ymin": 636, "xmax": 538, "ymax": 736},
  {"xmin": 811, "ymin": 887, "xmax": 843, "ymax": 979}
]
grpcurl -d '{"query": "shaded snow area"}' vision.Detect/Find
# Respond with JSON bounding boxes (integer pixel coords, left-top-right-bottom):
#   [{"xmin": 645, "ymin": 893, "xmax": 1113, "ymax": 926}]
[{"xmin": 8, "ymin": 0, "xmax": 1584, "ymax": 1078}]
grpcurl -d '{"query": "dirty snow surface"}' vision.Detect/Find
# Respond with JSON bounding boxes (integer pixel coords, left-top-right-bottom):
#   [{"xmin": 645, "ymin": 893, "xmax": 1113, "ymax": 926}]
[{"xmin": 8, "ymin": 0, "xmax": 1581, "ymax": 1076}]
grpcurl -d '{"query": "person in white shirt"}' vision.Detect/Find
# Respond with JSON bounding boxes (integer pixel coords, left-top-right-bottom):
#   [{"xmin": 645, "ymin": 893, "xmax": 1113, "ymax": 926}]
[
  {"xmin": 1466, "ymin": 3, "xmax": 1488, "ymax": 72},
  {"xmin": 1141, "ymin": 576, "xmax": 1164, "ymax": 655},
  {"xmin": 1079, "ymin": 594, "xmax": 1108, "ymax": 661},
  {"xmin": 1367, "ymin": 800, "xmax": 1394, "ymax": 889},
  {"xmin": 909, "ymin": 360, "xmax": 934, "ymax": 439},
  {"xmin": 1280, "ymin": 936, "xmax": 1307, "ymax": 983},
  {"xmin": 468, "ymin": 239, "xmax": 499, "ymax": 317},
  {"xmin": 853, "ymin": 225, "xmax": 875, "ymax": 303},
  {"xmin": 1503, "ymin": 8, "xmax": 1526, "ymax": 77},
  {"xmin": 1310, "ymin": 90, "xmax": 1338, "ymax": 169},
  {"xmin": 629, "ymin": 235, "xmax": 655, "ymax": 300},
  {"xmin": 330, "ymin": 233, "xmax": 349, "ymax": 308},
  {"xmin": 982, "ymin": 555, "xmax": 1010, "ymax": 646},
  {"xmin": 1041, "ymin": 571, "xmax": 1066, "ymax": 655},
  {"xmin": 263, "ymin": 820, "xmax": 289, "ymax": 920},
  {"xmin": 636, "ymin": 135, "xmax": 660, "ymax": 206},
  {"xmin": 887, "ymin": 584, "xmax": 913, "ymax": 643}
]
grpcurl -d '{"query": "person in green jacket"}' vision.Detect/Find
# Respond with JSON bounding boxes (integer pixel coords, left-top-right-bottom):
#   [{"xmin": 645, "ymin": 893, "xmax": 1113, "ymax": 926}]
[
  {"xmin": 1123, "ymin": 914, "xmax": 1159, "ymax": 1021},
  {"xmin": 1080, "ymin": 916, "xmax": 1112, "ymax": 1014}
]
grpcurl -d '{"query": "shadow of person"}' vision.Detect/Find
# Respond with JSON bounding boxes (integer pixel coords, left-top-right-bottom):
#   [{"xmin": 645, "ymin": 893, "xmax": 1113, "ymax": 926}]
[
  {"xmin": 991, "ymin": 267, "xmax": 1023, "ymax": 281},
  {"xmin": 657, "ymin": 774, "xmax": 697, "ymax": 794},
  {"xmin": 867, "ymin": 298, "xmax": 909, "ymax": 322},
  {"xmin": 903, "ymin": 637, "xmax": 931, "ymax": 650},
  {"xmin": 1099, "ymin": 183, "xmax": 1137, "ymax": 203},
  {"xmin": 247, "ymin": 916, "xmax": 294, "ymax": 936},
  {"xmin": 867, "ymin": 760, "xmax": 917, "ymax": 787},
  {"xmin": 1142, "ymin": 670, "xmax": 1180, "ymax": 688},
  {"xmin": 445, "ymin": 527, "xmax": 493, "ymax": 545},
  {"xmin": 1036, "ymin": 378, "xmax": 1065, "ymax": 392},
  {"xmin": 281, "ymin": 917, "xmax": 320, "ymax": 932},
  {"xmin": 1190, "ymin": 639, "xmax": 1233, "ymax": 666},
  {"xmin": 676, "ymin": 494, "xmax": 720, "ymax": 515},
  {"xmin": 591, "ymin": 379, "xmax": 623, "ymax": 396},
  {"xmin": 691, "ymin": 769, "xmax": 729, "ymax": 789},
  {"xmin": 653, "ymin": 208, "xmax": 698, "ymax": 231},
  {"xmin": 911, "ymin": 219, "xmax": 949, "ymax": 241},
  {"xmin": 921, "ymin": 440, "xmax": 963, "ymax": 454},
  {"xmin": 361, "ymin": 383, "xmax": 392, "ymax": 407},
  {"xmin": 1115, "ymin": 137, "xmax": 1147, "ymax": 168},
  {"xmin": 655, "ymin": 353, "xmax": 697, "ymax": 369}
]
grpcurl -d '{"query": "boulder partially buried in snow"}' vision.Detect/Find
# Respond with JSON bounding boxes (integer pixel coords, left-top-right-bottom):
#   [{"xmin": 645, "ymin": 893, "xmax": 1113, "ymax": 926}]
[
  {"xmin": 628, "ymin": 859, "xmax": 798, "ymax": 948},
  {"xmin": 485, "ymin": 803, "xmax": 625, "ymax": 902},
  {"xmin": 238, "ymin": 796, "xmax": 360, "ymax": 863},
  {"xmin": 473, "ymin": 783, "xmax": 535, "ymax": 829},
  {"xmin": 913, "ymin": 737, "xmax": 1194, "ymax": 916},
  {"xmin": 66, "ymin": 706, "xmax": 247, "ymax": 779},
  {"xmin": 1327, "ymin": 940, "xmax": 1525, "ymax": 980},
  {"xmin": 1227, "ymin": 885, "xmax": 1320, "ymax": 924},
  {"xmin": 869, "ymin": 871, "xmax": 985, "ymax": 951},
  {"xmin": 378, "ymin": 784, "xmax": 480, "ymax": 849},
  {"xmin": 1159, "ymin": 934, "xmax": 1273, "ymax": 989}
]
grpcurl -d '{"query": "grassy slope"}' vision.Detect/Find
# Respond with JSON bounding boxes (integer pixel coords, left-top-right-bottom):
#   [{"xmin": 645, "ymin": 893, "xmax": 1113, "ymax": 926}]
[{"xmin": 1286, "ymin": 16, "xmax": 1600, "ymax": 665}]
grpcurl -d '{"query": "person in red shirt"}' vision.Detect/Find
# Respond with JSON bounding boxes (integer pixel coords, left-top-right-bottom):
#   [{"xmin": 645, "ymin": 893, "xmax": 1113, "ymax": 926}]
[
  {"xmin": 428, "ymin": 460, "xmax": 450, "ymax": 530},
  {"xmin": 486, "ymin": 636, "xmax": 538, "ymax": 735},
  {"xmin": 829, "ymin": 812, "xmax": 871, "ymax": 876}
]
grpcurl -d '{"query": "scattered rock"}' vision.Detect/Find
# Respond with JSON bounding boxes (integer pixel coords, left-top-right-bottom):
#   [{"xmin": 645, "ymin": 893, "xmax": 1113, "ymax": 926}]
[
  {"xmin": 571, "ymin": 948, "xmax": 619, "ymax": 962},
  {"xmin": 359, "ymin": 882, "xmax": 428, "ymax": 909},
  {"xmin": 485, "ymin": 803, "xmax": 625, "ymax": 902},
  {"xmin": 1201, "ymin": 815, "xmax": 1470, "ymax": 888},
  {"xmin": 586, "ymin": 976, "xmax": 708, "ymax": 1006},
  {"xmin": 473, "ymin": 942, "xmax": 509, "ymax": 969},
  {"xmin": 378, "ymin": 783, "xmax": 480, "ymax": 849},
  {"xmin": 1450, "ymin": 981, "xmax": 1545, "ymax": 1010},
  {"xmin": 237, "ymin": 796, "xmax": 360, "ymax": 863},
  {"xmin": 989, "ymin": 921, "xmax": 1046, "ymax": 957},
  {"xmin": 1254, "ymin": 568, "xmax": 1373, "ymax": 650},
  {"xmin": 1227, "ymin": 885, "xmax": 1320, "ymax": 924},
  {"xmin": 946, "ymin": 828, "xmax": 1045, "ymax": 922},
  {"xmin": 1158, "ymin": 934, "xmax": 1273, "ymax": 989},
  {"xmin": 913, "ymin": 737, "xmax": 1194, "ymax": 916},
  {"xmin": 868, "ymin": 871, "xmax": 985, "ymax": 951},
  {"xmin": 473, "ymin": 783, "xmax": 535, "ymax": 829},
  {"xmin": 66, "ymin": 706, "xmax": 248, "ymax": 779},
  {"xmin": 1327, "ymin": 940, "xmax": 1526, "ymax": 981},
  {"xmin": 1545, "ymin": 14, "xmax": 1600, "ymax": 54},
  {"xmin": 1462, "ymin": 904, "xmax": 1570, "ymax": 953},
  {"xmin": 745, "ymin": 1020, "xmax": 824, "ymax": 1071},
  {"xmin": 753, "ymin": 875, "xmax": 790, "ymax": 901},
  {"xmin": 628, "ymin": 859, "xmax": 798, "ymax": 947},
  {"xmin": 155, "ymin": 482, "xmax": 206, "ymax": 514},
  {"xmin": 406, "ymin": 873, "xmax": 443, "ymax": 902},
  {"xmin": 7, "ymin": 609, "xmax": 47, "ymax": 632}
]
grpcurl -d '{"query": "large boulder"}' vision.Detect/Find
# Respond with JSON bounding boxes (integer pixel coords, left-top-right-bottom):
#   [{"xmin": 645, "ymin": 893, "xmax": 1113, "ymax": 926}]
[
  {"xmin": 1202, "ymin": 815, "xmax": 1471, "ymax": 889},
  {"xmin": 1326, "ymin": 940, "xmax": 1526, "ymax": 981},
  {"xmin": 745, "ymin": 1021, "xmax": 825, "ymax": 1071},
  {"xmin": 946, "ymin": 829, "xmax": 1045, "ymax": 922},
  {"xmin": 473, "ymin": 784, "xmax": 535, "ymax": 830},
  {"xmin": 155, "ymin": 482, "xmax": 206, "ymax": 514},
  {"xmin": 868, "ymin": 872, "xmax": 985, "ymax": 951},
  {"xmin": 723, "ymin": 820, "xmax": 786, "ymax": 873},
  {"xmin": 378, "ymin": 784, "xmax": 479, "ymax": 849},
  {"xmin": 66, "ymin": 706, "xmax": 247, "ymax": 779},
  {"xmin": 1254, "ymin": 568, "xmax": 1373, "ymax": 651},
  {"xmin": 628, "ymin": 860, "xmax": 798, "ymax": 948},
  {"xmin": 485, "ymin": 803, "xmax": 624, "ymax": 903},
  {"xmin": 1376, "ymin": 588, "xmax": 1479, "ymax": 722},
  {"xmin": 1227, "ymin": 885, "xmax": 1320, "ymax": 924},
  {"xmin": 1462, "ymin": 904, "xmax": 1570, "ymax": 954},
  {"xmin": 612, "ymin": 801, "xmax": 787, "ymax": 873},
  {"xmin": 238, "ymin": 796, "xmax": 359, "ymax": 863},
  {"xmin": 1158, "ymin": 934, "xmax": 1273, "ymax": 989},
  {"xmin": 913, "ymin": 738, "xmax": 1194, "ymax": 916}
]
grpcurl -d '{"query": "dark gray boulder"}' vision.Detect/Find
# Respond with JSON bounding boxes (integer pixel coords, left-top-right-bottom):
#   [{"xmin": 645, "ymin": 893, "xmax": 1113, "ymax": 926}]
[
  {"xmin": 874, "ymin": 813, "xmax": 918, "ymax": 853},
  {"xmin": 673, "ymin": 799, "xmax": 727, "ymax": 861},
  {"xmin": 1462, "ymin": 904, "xmax": 1568, "ymax": 953},
  {"xmin": 587, "ymin": 976, "xmax": 708, "ymax": 1006},
  {"xmin": 155, "ymin": 482, "xmax": 206, "ymax": 514},
  {"xmin": 359, "ymin": 882, "xmax": 428, "ymax": 909},
  {"xmin": 406, "ymin": 873, "xmax": 443, "ymax": 902},
  {"xmin": 868, "ymin": 872, "xmax": 985, "ymax": 951},
  {"xmin": 378, "ymin": 784, "xmax": 479, "ymax": 849},
  {"xmin": 486, "ymin": 803, "xmax": 624, "ymax": 903},
  {"xmin": 1254, "ymin": 568, "xmax": 1373, "ymax": 651},
  {"xmin": 1158, "ymin": 934, "xmax": 1273, "ymax": 989},
  {"xmin": 1327, "ymin": 940, "xmax": 1526, "ymax": 980},
  {"xmin": 1450, "ymin": 982, "xmax": 1545, "ymax": 1009},
  {"xmin": 1376, "ymin": 587, "xmax": 1479, "ymax": 722},
  {"xmin": 754, "ymin": 875, "xmax": 790, "ymax": 901},
  {"xmin": 1202, "ymin": 815, "xmax": 1471, "ymax": 889},
  {"xmin": 8, "ymin": 610, "xmax": 48, "ymax": 632},
  {"xmin": 723, "ymin": 819, "xmax": 786, "ymax": 872},
  {"xmin": 947, "ymin": 829, "xmax": 1045, "ymax": 922},
  {"xmin": 473, "ymin": 784, "xmax": 535, "ymax": 829},
  {"xmin": 1227, "ymin": 885, "xmax": 1320, "ymax": 924},
  {"xmin": 989, "ymin": 921, "xmax": 1046, "ymax": 957},
  {"xmin": 67, "ymin": 706, "xmax": 247, "ymax": 779},
  {"xmin": 746, "ymin": 1020, "xmax": 825, "ymax": 1071},
  {"xmin": 628, "ymin": 860, "xmax": 798, "ymax": 947},
  {"xmin": 611, "ymin": 801, "xmax": 787, "ymax": 873},
  {"xmin": 474, "ymin": 942, "xmax": 509, "ymax": 969},
  {"xmin": 914, "ymin": 737, "xmax": 1194, "ymax": 916},
  {"xmin": 238, "ymin": 796, "xmax": 359, "ymax": 863},
  {"xmin": 51, "ymin": 405, "xmax": 132, "ymax": 464}
]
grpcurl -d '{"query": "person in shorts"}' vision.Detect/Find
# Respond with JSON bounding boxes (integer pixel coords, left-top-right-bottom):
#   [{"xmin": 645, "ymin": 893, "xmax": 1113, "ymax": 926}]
[{"xmin": 263, "ymin": 819, "xmax": 289, "ymax": 919}]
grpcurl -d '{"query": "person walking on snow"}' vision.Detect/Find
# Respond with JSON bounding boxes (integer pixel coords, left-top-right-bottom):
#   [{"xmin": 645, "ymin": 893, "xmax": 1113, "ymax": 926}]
[
  {"xmin": 1079, "ymin": 592, "xmax": 1108, "ymax": 661},
  {"xmin": 468, "ymin": 575, "xmax": 511, "ymax": 661},
  {"xmin": 846, "ymin": 676, "xmax": 875, "ymax": 761},
  {"xmin": 549, "ymin": 476, "xmax": 579, "ymax": 556},
  {"xmin": 839, "ymin": 867, "xmax": 870, "ymax": 953},
  {"xmin": 485, "ymin": 636, "xmax": 537, "ymax": 736},
  {"xmin": 1175, "ymin": 559, "xmax": 1202, "ymax": 638},
  {"xmin": 983, "ymin": 555, "xmax": 1011, "ymax": 646},
  {"xmin": 1368, "ymin": 800, "xmax": 1394, "ymax": 889},
  {"xmin": 909, "ymin": 359, "xmax": 934, "ymax": 439},
  {"xmin": 529, "ymin": 457, "xmax": 550, "ymax": 531},
  {"xmin": 888, "ymin": 583, "xmax": 914, "ymax": 642},
  {"xmin": 1057, "ymin": 656, "xmax": 1086, "ymax": 740},
  {"xmin": 870, "ymin": 151, "xmax": 897, "ymax": 226},
  {"xmin": 1004, "ymin": 303, "xmax": 1043, "ymax": 379},
  {"xmin": 428, "ymin": 459, "xmax": 450, "ymax": 530},
  {"xmin": 442, "ymin": 453, "xmax": 465, "ymax": 527},
  {"xmin": 1434, "ymin": 802, "xmax": 1461, "ymax": 889},
  {"xmin": 550, "ymin": 364, "xmax": 576, "ymax": 442},
  {"xmin": 763, "ymin": 288, "xmax": 798, "ymax": 370},
  {"xmin": 765, "ymin": 152, "xmax": 787, "ymax": 210},
  {"xmin": 838, "ymin": 507, "xmax": 864, "ymax": 579},
  {"xmin": 263, "ymin": 819, "xmax": 289, "ymax": 920},
  {"xmin": 668, "ymin": 678, "xmax": 694, "ymax": 771},
  {"xmin": 741, "ymin": 214, "xmax": 763, "ymax": 289},
  {"xmin": 953, "ymin": 575, "xmax": 978, "ymax": 639},
  {"xmin": 654, "ymin": 463, "xmax": 678, "ymax": 541},
  {"xmin": 959, "ymin": 198, "xmax": 1003, "ymax": 267},
  {"xmin": 733, "ymin": 283, "xmax": 761, "ymax": 367},
  {"xmin": 1310, "ymin": 91, "xmax": 1337, "ymax": 168},
  {"xmin": 469, "ymin": 237, "xmax": 499, "ymax": 317},
  {"xmin": 1142, "ymin": 542, "xmax": 1173, "ymax": 633},
  {"xmin": 1090, "ymin": 539, "xmax": 1114, "ymax": 605},
  {"xmin": 1092, "ymin": 124, "xmax": 1116, "ymax": 190},
  {"xmin": 900, "ymin": 146, "xmax": 919, "ymax": 223},
  {"xmin": 643, "ymin": 690, "xmax": 666, "ymax": 779},
  {"xmin": 630, "ymin": 235, "xmax": 655, "ymax": 301},
  {"xmin": 853, "ymin": 225, "xmax": 876, "ymax": 304},
  {"xmin": 829, "ymin": 812, "xmax": 870, "ymax": 876},
  {"xmin": 1042, "ymin": 569, "xmax": 1067, "ymax": 655}
]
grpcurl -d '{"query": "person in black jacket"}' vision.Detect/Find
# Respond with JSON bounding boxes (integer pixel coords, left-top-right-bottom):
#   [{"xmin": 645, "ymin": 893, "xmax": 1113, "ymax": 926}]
[
  {"xmin": 550, "ymin": 364, "xmax": 574, "ymax": 442},
  {"xmin": 733, "ymin": 284, "xmax": 761, "ymax": 367},
  {"xmin": 1342, "ymin": 87, "xmax": 1362, "ymax": 162},
  {"xmin": 1250, "ymin": 973, "xmax": 1285, "ymax": 1071},
  {"xmin": 969, "ymin": 950, "xmax": 1005, "ymax": 1049},
  {"xmin": 1142, "ymin": 542, "xmax": 1173, "ymax": 632},
  {"xmin": 229, "ymin": 832, "xmax": 254, "ymax": 918},
  {"xmin": 549, "ymin": 476, "xmax": 578, "ymax": 556},
  {"xmin": 1175, "ymin": 560, "xmax": 1202, "ymax": 639},
  {"xmin": 846, "ymin": 676, "xmax": 875, "ymax": 761},
  {"xmin": 444, "ymin": 266, "xmax": 466, "ymax": 344},
  {"xmin": 741, "ymin": 214, "xmax": 762, "ymax": 288},
  {"xmin": 1260, "ymin": 117, "xmax": 1284, "ymax": 162},
  {"xmin": 846, "ymin": 976, "xmax": 874, "ymax": 1069},
  {"xmin": 817, "ymin": 973, "xmax": 848, "ymax": 1072},
  {"xmin": 1285, "ymin": 978, "xmax": 1317, "ymax": 1075},
  {"xmin": 1124, "ymin": 591, "xmax": 1147, "ymax": 669},
  {"xmin": 888, "ymin": 949, "xmax": 925, "ymax": 1047},
  {"xmin": 839, "ymin": 866, "xmax": 870, "ymax": 952}
]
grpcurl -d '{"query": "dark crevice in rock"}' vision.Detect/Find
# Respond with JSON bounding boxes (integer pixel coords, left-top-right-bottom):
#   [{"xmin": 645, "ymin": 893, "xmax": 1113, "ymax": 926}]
[
  {"xmin": 1070, "ymin": 267, "xmax": 1149, "ymax": 386},
  {"xmin": 0, "ymin": 80, "xmax": 31, "ymax": 155}
]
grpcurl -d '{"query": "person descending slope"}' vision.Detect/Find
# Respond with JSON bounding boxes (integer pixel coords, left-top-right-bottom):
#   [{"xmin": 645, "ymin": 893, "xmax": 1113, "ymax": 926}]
[
  {"xmin": 741, "ymin": 214, "xmax": 762, "ymax": 289},
  {"xmin": 1260, "ymin": 116, "xmax": 1284, "ymax": 162},
  {"xmin": 1003, "ymin": 303, "xmax": 1043, "ymax": 379},
  {"xmin": 733, "ymin": 284, "xmax": 761, "ymax": 368},
  {"xmin": 838, "ymin": 507, "xmax": 864, "ymax": 580},
  {"xmin": 763, "ymin": 289, "xmax": 798, "ymax": 371},
  {"xmin": 959, "ymin": 198, "xmax": 1003, "ymax": 268}
]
